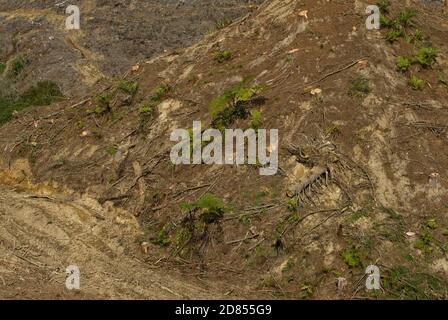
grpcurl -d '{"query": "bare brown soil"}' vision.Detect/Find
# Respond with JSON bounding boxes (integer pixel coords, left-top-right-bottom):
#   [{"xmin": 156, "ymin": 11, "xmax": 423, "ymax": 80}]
[{"xmin": 1, "ymin": 0, "xmax": 448, "ymax": 299}]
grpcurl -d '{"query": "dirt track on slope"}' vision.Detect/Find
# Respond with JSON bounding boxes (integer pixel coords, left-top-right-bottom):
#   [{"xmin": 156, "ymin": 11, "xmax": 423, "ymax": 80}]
[{"xmin": 0, "ymin": 184, "xmax": 224, "ymax": 299}]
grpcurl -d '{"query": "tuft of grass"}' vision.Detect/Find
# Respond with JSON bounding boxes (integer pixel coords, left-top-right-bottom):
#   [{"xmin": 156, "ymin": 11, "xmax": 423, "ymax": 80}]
[
  {"xmin": 106, "ymin": 145, "xmax": 118, "ymax": 156},
  {"xmin": 9, "ymin": 55, "xmax": 28, "ymax": 77},
  {"xmin": 89, "ymin": 93, "xmax": 113, "ymax": 114},
  {"xmin": 396, "ymin": 56, "xmax": 411, "ymax": 72},
  {"xmin": 398, "ymin": 9, "xmax": 417, "ymax": 27},
  {"xmin": 209, "ymin": 80, "xmax": 265, "ymax": 130},
  {"xmin": 413, "ymin": 47, "xmax": 437, "ymax": 68},
  {"xmin": 341, "ymin": 248, "xmax": 362, "ymax": 268},
  {"xmin": 0, "ymin": 81, "xmax": 63, "ymax": 125},
  {"xmin": 150, "ymin": 84, "xmax": 171, "ymax": 102},
  {"xmin": 118, "ymin": 80, "xmax": 138, "ymax": 96},
  {"xmin": 152, "ymin": 226, "xmax": 171, "ymax": 247},
  {"xmin": 426, "ymin": 218, "xmax": 437, "ymax": 230},
  {"xmin": 215, "ymin": 18, "xmax": 232, "ymax": 30},
  {"xmin": 214, "ymin": 50, "xmax": 232, "ymax": 63},
  {"xmin": 0, "ymin": 62, "xmax": 5, "ymax": 74},
  {"xmin": 250, "ymin": 110, "xmax": 262, "ymax": 131},
  {"xmin": 380, "ymin": 15, "xmax": 394, "ymax": 28},
  {"xmin": 409, "ymin": 75, "xmax": 424, "ymax": 90},
  {"xmin": 412, "ymin": 29, "xmax": 423, "ymax": 43},
  {"xmin": 138, "ymin": 105, "xmax": 154, "ymax": 115},
  {"xmin": 348, "ymin": 76, "xmax": 371, "ymax": 98},
  {"xmin": 386, "ymin": 28, "xmax": 404, "ymax": 42},
  {"xmin": 382, "ymin": 266, "xmax": 447, "ymax": 299},
  {"xmin": 376, "ymin": 0, "xmax": 391, "ymax": 13},
  {"xmin": 180, "ymin": 193, "xmax": 228, "ymax": 224}
]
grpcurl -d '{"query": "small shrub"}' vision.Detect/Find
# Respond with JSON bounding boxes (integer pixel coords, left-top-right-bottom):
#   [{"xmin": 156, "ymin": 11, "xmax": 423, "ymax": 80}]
[
  {"xmin": 0, "ymin": 62, "xmax": 5, "ymax": 74},
  {"xmin": 380, "ymin": 15, "xmax": 394, "ymax": 28},
  {"xmin": 396, "ymin": 56, "xmax": 411, "ymax": 72},
  {"xmin": 118, "ymin": 80, "xmax": 138, "ymax": 96},
  {"xmin": 215, "ymin": 50, "xmax": 232, "ymax": 63},
  {"xmin": 209, "ymin": 81, "xmax": 265, "ymax": 129},
  {"xmin": 412, "ymin": 29, "xmax": 423, "ymax": 43},
  {"xmin": 180, "ymin": 193, "xmax": 228, "ymax": 224},
  {"xmin": 398, "ymin": 9, "xmax": 417, "ymax": 27},
  {"xmin": 152, "ymin": 226, "xmax": 171, "ymax": 247},
  {"xmin": 426, "ymin": 219, "xmax": 437, "ymax": 230},
  {"xmin": 150, "ymin": 84, "xmax": 171, "ymax": 102},
  {"xmin": 215, "ymin": 18, "xmax": 232, "ymax": 30},
  {"xmin": 413, "ymin": 47, "xmax": 437, "ymax": 68},
  {"xmin": 139, "ymin": 105, "xmax": 154, "ymax": 115},
  {"xmin": 376, "ymin": 0, "xmax": 391, "ymax": 13},
  {"xmin": 9, "ymin": 55, "xmax": 28, "ymax": 76},
  {"xmin": 250, "ymin": 110, "xmax": 262, "ymax": 131},
  {"xmin": 0, "ymin": 81, "xmax": 63, "ymax": 125},
  {"xmin": 386, "ymin": 28, "xmax": 404, "ymax": 42},
  {"xmin": 409, "ymin": 75, "xmax": 424, "ymax": 90},
  {"xmin": 348, "ymin": 76, "xmax": 371, "ymax": 97},
  {"xmin": 341, "ymin": 248, "xmax": 362, "ymax": 268},
  {"xmin": 106, "ymin": 145, "xmax": 118, "ymax": 156}
]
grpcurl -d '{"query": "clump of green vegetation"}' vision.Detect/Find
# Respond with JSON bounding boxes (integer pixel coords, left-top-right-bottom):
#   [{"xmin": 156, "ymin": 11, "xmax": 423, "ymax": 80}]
[
  {"xmin": 180, "ymin": 193, "xmax": 228, "ymax": 224},
  {"xmin": 216, "ymin": 18, "xmax": 232, "ymax": 30},
  {"xmin": 415, "ymin": 229, "xmax": 433, "ymax": 254},
  {"xmin": 152, "ymin": 225, "xmax": 171, "ymax": 247},
  {"xmin": 0, "ymin": 81, "xmax": 64, "ymax": 125},
  {"xmin": 106, "ymin": 145, "xmax": 118, "ymax": 156},
  {"xmin": 415, "ymin": 219, "xmax": 438, "ymax": 255},
  {"xmin": 89, "ymin": 93, "xmax": 113, "ymax": 114},
  {"xmin": 413, "ymin": 47, "xmax": 437, "ymax": 68},
  {"xmin": 209, "ymin": 80, "xmax": 265, "ymax": 130},
  {"xmin": 348, "ymin": 209, "xmax": 370, "ymax": 222},
  {"xmin": 396, "ymin": 56, "xmax": 411, "ymax": 72},
  {"xmin": 118, "ymin": 80, "xmax": 138, "ymax": 96},
  {"xmin": 144, "ymin": 84, "xmax": 171, "ymax": 106},
  {"xmin": 426, "ymin": 218, "xmax": 438, "ymax": 230},
  {"xmin": 53, "ymin": 158, "xmax": 65, "ymax": 168},
  {"xmin": 9, "ymin": 54, "xmax": 28, "ymax": 76},
  {"xmin": 380, "ymin": 15, "xmax": 394, "ymax": 28},
  {"xmin": 411, "ymin": 29, "xmax": 423, "ymax": 43},
  {"xmin": 398, "ymin": 9, "xmax": 417, "ymax": 27},
  {"xmin": 341, "ymin": 248, "xmax": 362, "ymax": 268},
  {"xmin": 376, "ymin": 0, "xmax": 390, "ymax": 13},
  {"xmin": 138, "ymin": 105, "xmax": 154, "ymax": 115},
  {"xmin": 348, "ymin": 76, "xmax": 371, "ymax": 98},
  {"xmin": 300, "ymin": 283, "xmax": 315, "ymax": 299},
  {"xmin": 325, "ymin": 124, "xmax": 342, "ymax": 138},
  {"xmin": 386, "ymin": 28, "xmax": 404, "ymax": 43},
  {"xmin": 382, "ymin": 266, "xmax": 447, "ymax": 299},
  {"xmin": 381, "ymin": 8, "xmax": 417, "ymax": 43},
  {"xmin": 215, "ymin": 50, "xmax": 232, "ymax": 63},
  {"xmin": 409, "ymin": 75, "xmax": 424, "ymax": 90},
  {"xmin": 0, "ymin": 62, "xmax": 5, "ymax": 74},
  {"xmin": 250, "ymin": 110, "xmax": 262, "ymax": 131}
]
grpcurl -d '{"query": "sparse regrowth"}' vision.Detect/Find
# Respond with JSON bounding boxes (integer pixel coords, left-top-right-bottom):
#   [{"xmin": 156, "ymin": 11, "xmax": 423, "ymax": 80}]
[
  {"xmin": 215, "ymin": 50, "xmax": 232, "ymax": 63},
  {"xmin": 413, "ymin": 47, "xmax": 437, "ymax": 68},
  {"xmin": 348, "ymin": 77, "xmax": 370, "ymax": 98},
  {"xmin": 209, "ymin": 80, "xmax": 265, "ymax": 130},
  {"xmin": 9, "ymin": 54, "xmax": 28, "ymax": 76},
  {"xmin": 396, "ymin": 56, "xmax": 411, "ymax": 72},
  {"xmin": 409, "ymin": 75, "xmax": 424, "ymax": 90},
  {"xmin": 118, "ymin": 80, "xmax": 139, "ymax": 96},
  {"xmin": 180, "ymin": 193, "xmax": 228, "ymax": 224},
  {"xmin": 0, "ymin": 81, "xmax": 64, "ymax": 125}
]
